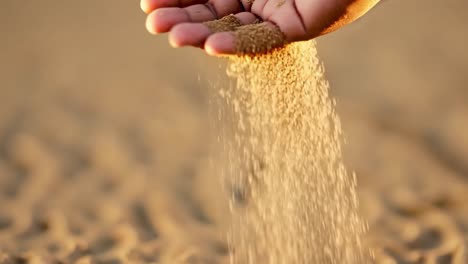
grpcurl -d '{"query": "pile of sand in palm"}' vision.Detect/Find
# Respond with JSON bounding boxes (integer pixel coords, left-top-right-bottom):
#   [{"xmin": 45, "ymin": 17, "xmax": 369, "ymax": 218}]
[{"xmin": 211, "ymin": 17, "xmax": 371, "ymax": 264}]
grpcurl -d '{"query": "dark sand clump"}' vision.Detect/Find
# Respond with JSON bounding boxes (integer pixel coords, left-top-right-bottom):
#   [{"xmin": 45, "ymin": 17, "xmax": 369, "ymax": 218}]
[
  {"xmin": 233, "ymin": 23, "xmax": 286, "ymax": 55},
  {"xmin": 204, "ymin": 15, "xmax": 243, "ymax": 33},
  {"xmin": 203, "ymin": 15, "xmax": 287, "ymax": 54}
]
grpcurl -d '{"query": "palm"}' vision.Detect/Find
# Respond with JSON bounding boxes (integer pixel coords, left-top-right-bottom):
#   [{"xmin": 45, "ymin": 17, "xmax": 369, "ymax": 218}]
[{"xmin": 141, "ymin": 0, "xmax": 376, "ymax": 55}]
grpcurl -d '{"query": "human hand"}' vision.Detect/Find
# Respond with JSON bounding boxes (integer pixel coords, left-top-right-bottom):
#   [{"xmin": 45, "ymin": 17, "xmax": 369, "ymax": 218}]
[{"xmin": 141, "ymin": 0, "xmax": 379, "ymax": 55}]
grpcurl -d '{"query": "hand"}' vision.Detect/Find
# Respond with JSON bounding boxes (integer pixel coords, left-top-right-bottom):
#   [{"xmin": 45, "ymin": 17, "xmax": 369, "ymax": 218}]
[{"xmin": 141, "ymin": 0, "xmax": 379, "ymax": 55}]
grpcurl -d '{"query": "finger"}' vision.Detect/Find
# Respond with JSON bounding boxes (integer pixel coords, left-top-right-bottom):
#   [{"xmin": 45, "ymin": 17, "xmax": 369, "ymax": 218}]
[
  {"xmin": 170, "ymin": 23, "xmax": 212, "ymax": 48},
  {"xmin": 145, "ymin": 0, "xmax": 247, "ymax": 34},
  {"xmin": 169, "ymin": 13, "xmax": 258, "ymax": 48},
  {"xmin": 205, "ymin": 22, "xmax": 286, "ymax": 56},
  {"xmin": 145, "ymin": 0, "xmax": 248, "ymax": 33},
  {"xmin": 146, "ymin": 5, "xmax": 215, "ymax": 34},
  {"xmin": 140, "ymin": 0, "xmax": 207, "ymax": 14}
]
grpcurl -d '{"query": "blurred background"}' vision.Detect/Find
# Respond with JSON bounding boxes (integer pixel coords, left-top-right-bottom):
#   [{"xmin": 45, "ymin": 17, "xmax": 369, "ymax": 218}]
[{"xmin": 0, "ymin": 1, "xmax": 467, "ymax": 263}]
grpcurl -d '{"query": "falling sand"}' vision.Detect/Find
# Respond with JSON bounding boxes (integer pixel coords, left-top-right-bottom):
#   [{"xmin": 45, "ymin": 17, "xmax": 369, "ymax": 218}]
[{"xmin": 217, "ymin": 40, "xmax": 371, "ymax": 264}]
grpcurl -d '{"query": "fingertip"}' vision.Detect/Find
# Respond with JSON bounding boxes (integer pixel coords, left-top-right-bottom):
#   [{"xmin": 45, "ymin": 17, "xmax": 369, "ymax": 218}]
[
  {"xmin": 205, "ymin": 43, "xmax": 220, "ymax": 56},
  {"xmin": 168, "ymin": 24, "xmax": 185, "ymax": 47},
  {"xmin": 168, "ymin": 33, "xmax": 181, "ymax": 48},
  {"xmin": 145, "ymin": 11, "xmax": 160, "ymax": 34},
  {"xmin": 168, "ymin": 24, "xmax": 189, "ymax": 47},
  {"xmin": 205, "ymin": 32, "xmax": 236, "ymax": 56},
  {"xmin": 140, "ymin": 0, "xmax": 151, "ymax": 13}
]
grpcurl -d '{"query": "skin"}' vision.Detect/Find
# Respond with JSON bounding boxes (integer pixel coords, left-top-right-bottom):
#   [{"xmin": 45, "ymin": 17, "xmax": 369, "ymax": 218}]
[{"xmin": 141, "ymin": 0, "xmax": 380, "ymax": 55}]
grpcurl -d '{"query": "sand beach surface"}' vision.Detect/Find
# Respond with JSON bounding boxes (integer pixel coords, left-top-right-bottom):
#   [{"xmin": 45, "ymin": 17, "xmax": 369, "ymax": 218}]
[{"xmin": 1, "ymin": 1, "xmax": 467, "ymax": 263}]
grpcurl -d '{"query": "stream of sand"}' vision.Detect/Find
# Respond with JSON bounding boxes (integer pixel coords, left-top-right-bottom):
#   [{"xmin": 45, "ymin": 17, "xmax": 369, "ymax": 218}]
[{"xmin": 219, "ymin": 41, "xmax": 370, "ymax": 264}]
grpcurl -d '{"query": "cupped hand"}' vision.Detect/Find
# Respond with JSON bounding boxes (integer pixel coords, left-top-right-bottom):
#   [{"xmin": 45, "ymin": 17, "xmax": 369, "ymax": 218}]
[{"xmin": 141, "ymin": 0, "xmax": 379, "ymax": 55}]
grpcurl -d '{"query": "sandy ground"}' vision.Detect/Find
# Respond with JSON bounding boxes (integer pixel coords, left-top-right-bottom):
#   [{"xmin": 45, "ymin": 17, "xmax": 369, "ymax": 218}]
[{"xmin": 1, "ymin": 1, "xmax": 467, "ymax": 263}]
